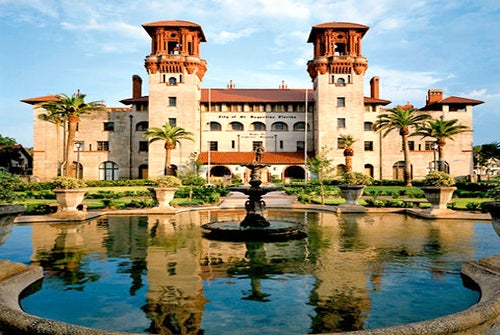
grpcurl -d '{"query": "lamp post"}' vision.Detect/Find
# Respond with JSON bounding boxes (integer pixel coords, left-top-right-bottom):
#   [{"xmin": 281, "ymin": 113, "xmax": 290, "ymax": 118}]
[
  {"xmin": 432, "ymin": 142, "xmax": 438, "ymax": 171},
  {"xmin": 75, "ymin": 142, "xmax": 81, "ymax": 179}
]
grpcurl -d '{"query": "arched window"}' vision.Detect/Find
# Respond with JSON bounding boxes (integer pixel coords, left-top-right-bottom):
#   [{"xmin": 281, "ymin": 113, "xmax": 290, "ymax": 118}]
[
  {"xmin": 392, "ymin": 161, "xmax": 412, "ymax": 180},
  {"xmin": 251, "ymin": 122, "xmax": 266, "ymax": 131},
  {"xmin": 136, "ymin": 121, "xmax": 149, "ymax": 131},
  {"xmin": 209, "ymin": 122, "xmax": 222, "ymax": 131},
  {"xmin": 271, "ymin": 122, "xmax": 288, "ymax": 131},
  {"xmin": 99, "ymin": 161, "xmax": 119, "ymax": 180},
  {"xmin": 364, "ymin": 164, "xmax": 374, "ymax": 178},
  {"xmin": 293, "ymin": 122, "xmax": 305, "ymax": 131},
  {"xmin": 168, "ymin": 77, "xmax": 177, "ymax": 85},
  {"xmin": 229, "ymin": 122, "xmax": 244, "ymax": 131},
  {"xmin": 337, "ymin": 78, "xmax": 345, "ymax": 86},
  {"xmin": 364, "ymin": 122, "xmax": 373, "ymax": 131},
  {"xmin": 336, "ymin": 164, "xmax": 346, "ymax": 176}
]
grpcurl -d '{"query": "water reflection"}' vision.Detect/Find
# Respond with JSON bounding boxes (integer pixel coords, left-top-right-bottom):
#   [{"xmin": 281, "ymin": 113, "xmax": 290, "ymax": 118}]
[{"xmin": 11, "ymin": 210, "xmax": 493, "ymax": 334}]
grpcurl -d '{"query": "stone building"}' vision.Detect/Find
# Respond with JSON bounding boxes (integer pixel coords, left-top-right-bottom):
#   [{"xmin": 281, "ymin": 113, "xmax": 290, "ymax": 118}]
[{"xmin": 23, "ymin": 20, "xmax": 483, "ymax": 182}]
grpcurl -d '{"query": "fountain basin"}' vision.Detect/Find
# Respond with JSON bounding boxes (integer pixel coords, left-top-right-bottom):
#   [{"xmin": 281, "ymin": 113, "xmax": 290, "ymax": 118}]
[{"xmin": 201, "ymin": 220, "xmax": 307, "ymax": 241}]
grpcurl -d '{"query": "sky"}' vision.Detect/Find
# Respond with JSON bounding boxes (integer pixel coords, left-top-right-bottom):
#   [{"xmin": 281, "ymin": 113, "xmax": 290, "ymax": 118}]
[{"xmin": 0, "ymin": 0, "xmax": 498, "ymax": 147}]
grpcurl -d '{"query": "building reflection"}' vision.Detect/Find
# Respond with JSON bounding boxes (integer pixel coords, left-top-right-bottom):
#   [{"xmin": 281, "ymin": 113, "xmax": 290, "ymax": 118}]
[{"xmin": 26, "ymin": 210, "xmax": 476, "ymax": 334}]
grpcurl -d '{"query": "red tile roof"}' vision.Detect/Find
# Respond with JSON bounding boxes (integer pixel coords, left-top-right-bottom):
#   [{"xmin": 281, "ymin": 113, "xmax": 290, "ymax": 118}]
[
  {"xmin": 364, "ymin": 96, "xmax": 391, "ymax": 106},
  {"xmin": 142, "ymin": 20, "xmax": 206, "ymax": 41},
  {"xmin": 420, "ymin": 95, "xmax": 484, "ymax": 110},
  {"xmin": 20, "ymin": 95, "xmax": 58, "ymax": 105},
  {"xmin": 200, "ymin": 88, "xmax": 314, "ymax": 103},
  {"xmin": 198, "ymin": 151, "xmax": 308, "ymax": 165},
  {"xmin": 308, "ymin": 22, "xmax": 369, "ymax": 42}
]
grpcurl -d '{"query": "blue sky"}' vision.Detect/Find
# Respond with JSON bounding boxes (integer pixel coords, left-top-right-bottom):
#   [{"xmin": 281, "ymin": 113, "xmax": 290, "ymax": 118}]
[{"xmin": 0, "ymin": 0, "xmax": 498, "ymax": 147}]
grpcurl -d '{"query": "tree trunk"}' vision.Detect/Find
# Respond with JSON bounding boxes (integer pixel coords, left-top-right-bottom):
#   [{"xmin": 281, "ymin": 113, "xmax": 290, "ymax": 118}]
[
  {"xmin": 345, "ymin": 155, "xmax": 353, "ymax": 172},
  {"xmin": 164, "ymin": 141, "xmax": 175, "ymax": 176},
  {"xmin": 65, "ymin": 115, "xmax": 79, "ymax": 177},
  {"xmin": 401, "ymin": 134, "xmax": 412, "ymax": 187},
  {"xmin": 438, "ymin": 139, "xmax": 446, "ymax": 171}
]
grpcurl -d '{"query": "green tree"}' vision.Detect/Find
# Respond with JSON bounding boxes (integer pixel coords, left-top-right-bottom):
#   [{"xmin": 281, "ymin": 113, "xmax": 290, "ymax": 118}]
[
  {"xmin": 307, "ymin": 145, "xmax": 336, "ymax": 205},
  {"xmin": 144, "ymin": 123, "xmax": 194, "ymax": 176},
  {"xmin": 473, "ymin": 142, "xmax": 500, "ymax": 168},
  {"xmin": 178, "ymin": 152, "xmax": 205, "ymax": 201},
  {"xmin": 374, "ymin": 107, "xmax": 430, "ymax": 186},
  {"xmin": 0, "ymin": 134, "xmax": 16, "ymax": 146},
  {"xmin": 414, "ymin": 118, "xmax": 468, "ymax": 171},
  {"xmin": 36, "ymin": 93, "xmax": 106, "ymax": 177},
  {"xmin": 339, "ymin": 134, "xmax": 356, "ymax": 172}
]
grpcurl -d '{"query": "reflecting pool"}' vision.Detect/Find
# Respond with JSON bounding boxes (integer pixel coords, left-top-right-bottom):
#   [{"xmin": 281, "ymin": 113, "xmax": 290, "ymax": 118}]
[{"xmin": 0, "ymin": 210, "xmax": 498, "ymax": 334}]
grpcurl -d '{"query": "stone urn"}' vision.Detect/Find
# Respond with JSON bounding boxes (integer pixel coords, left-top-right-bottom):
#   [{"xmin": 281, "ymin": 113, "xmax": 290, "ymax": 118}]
[
  {"xmin": 150, "ymin": 187, "xmax": 177, "ymax": 208},
  {"xmin": 421, "ymin": 186, "xmax": 456, "ymax": 214},
  {"xmin": 339, "ymin": 185, "xmax": 366, "ymax": 206},
  {"xmin": 481, "ymin": 201, "xmax": 500, "ymax": 237},
  {"xmin": 54, "ymin": 189, "xmax": 87, "ymax": 212}
]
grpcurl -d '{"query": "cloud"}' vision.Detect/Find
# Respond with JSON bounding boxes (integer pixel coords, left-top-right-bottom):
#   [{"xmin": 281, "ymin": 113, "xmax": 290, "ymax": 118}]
[{"xmin": 210, "ymin": 27, "xmax": 258, "ymax": 44}]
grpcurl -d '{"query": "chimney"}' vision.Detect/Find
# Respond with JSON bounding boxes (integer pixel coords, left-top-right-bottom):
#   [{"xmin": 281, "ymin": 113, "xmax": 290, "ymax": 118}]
[
  {"xmin": 370, "ymin": 76, "xmax": 379, "ymax": 99},
  {"xmin": 426, "ymin": 89, "xmax": 443, "ymax": 105},
  {"xmin": 132, "ymin": 75, "xmax": 142, "ymax": 99}
]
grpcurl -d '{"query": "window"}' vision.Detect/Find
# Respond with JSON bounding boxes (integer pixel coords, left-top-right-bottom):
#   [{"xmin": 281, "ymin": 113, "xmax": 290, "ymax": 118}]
[
  {"xmin": 280, "ymin": 140, "xmax": 284, "ymax": 149},
  {"xmin": 364, "ymin": 141, "xmax": 373, "ymax": 151},
  {"xmin": 139, "ymin": 141, "xmax": 149, "ymax": 152},
  {"xmin": 296, "ymin": 141, "xmax": 305, "ymax": 152},
  {"xmin": 364, "ymin": 122, "xmax": 373, "ymax": 131},
  {"xmin": 103, "ymin": 122, "xmax": 114, "ymax": 131},
  {"xmin": 168, "ymin": 97, "xmax": 177, "ymax": 107},
  {"xmin": 252, "ymin": 141, "xmax": 263, "ymax": 151},
  {"xmin": 337, "ymin": 97, "xmax": 346, "ymax": 107},
  {"xmin": 408, "ymin": 141, "xmax": 415, "ymax": 151},
  {"xmin": 209, "ymin": 141, "xmax": 218, "ymax": 151},
  {"xmin": 337, "ymin": 137, "xmax": 345, "ymax": 149},
  {"xmin": 425, "ymin": 141, "xmax": 435, "ymax": 151},
  {"xmin": 337, "ymin": 118, "xmax": 346, "ymax": 128},
  {"xmin": 99, "ymin": 161, "xmax": 119, "ymax": 180},
  {"xmin": 271, "ymin": 122, "xmax": 288, "ymax": 131},
  {"xmin": 331, "ymin": 75, "xmax": 335, "ymax": 83},
  {"xmin": 337, "ymin": 78, "xmax": 345, "ymax": 86},
  {"xmin": 209, "ymin": 122, "xmax": 222, "ymax": 131},
  {"xmin": 135, "ymin": 121, "xmax": 149, "ymax": 131},
  {"xmin": 293, "ymin": 122, "xmax": 305, "ymax": 131},
  {"xmin": 231, "ymin": 140, "xmax": 235, "ymax": 149},
  {"xmin": 168, "ymin": 77, "xmax": 177, "ymax": 85},
  {"xmin": 230, "ymin": 122, "xmax": 244, "ymax": 131},
  {"xmin": 97, "ymin": 141, "xmax": 109, "ymax": 151},
  {"xmin": 168, "ymin": 118, "xmax": 176, "ymax": 126},
  {"xmin": 251, "ymin": 122, "xmax": 266, "ymax": 131}
]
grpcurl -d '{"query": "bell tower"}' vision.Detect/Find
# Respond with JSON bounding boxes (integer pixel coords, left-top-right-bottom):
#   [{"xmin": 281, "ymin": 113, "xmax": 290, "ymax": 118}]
[
  {"xmin": 307, "ymin": 22, "xmax": 369, "ymax": 169},
  {"xmin": 143, "ymin": 20, "xmax": 207, "ymax": 177}
]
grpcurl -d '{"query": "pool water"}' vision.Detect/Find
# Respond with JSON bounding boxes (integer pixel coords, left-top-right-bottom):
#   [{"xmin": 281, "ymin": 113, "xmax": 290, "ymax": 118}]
[{"xmin": 0, "ymin": 210, "xmax": 498, "ymax": 334}]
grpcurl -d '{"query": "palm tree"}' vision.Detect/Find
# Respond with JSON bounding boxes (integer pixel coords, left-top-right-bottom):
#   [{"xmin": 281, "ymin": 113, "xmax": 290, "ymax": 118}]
[
  {"xmin": 414, "ymin": 118, "xmax": 468, "ymax": 171},
  {"xmin": 339, "ymin": 134, "xmax": 356, "ymax": 172},
  {"xmin": 144, "ymin": 122, "xmax": 194, "ymax": 176},
  {"xmin": 374, "ymin": 107, "xmax": 431, "ymax": 186},
  {"xmin": 37, "ymin": 93, "xmax": 106, "ymax": 177}
]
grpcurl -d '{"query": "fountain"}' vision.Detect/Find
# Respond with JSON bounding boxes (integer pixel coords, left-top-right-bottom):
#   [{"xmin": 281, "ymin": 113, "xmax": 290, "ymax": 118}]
[{"xmin": 201, "ymin": 145, "xmax": 306, "ymax": 241}]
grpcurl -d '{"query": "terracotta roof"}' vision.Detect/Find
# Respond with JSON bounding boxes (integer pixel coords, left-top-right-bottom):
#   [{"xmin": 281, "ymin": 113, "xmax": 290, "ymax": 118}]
[
  {"xmin": 200, "ymin": 88, "xmax": 314, "ymax": 103},
  {"xmin": 198, "ymin": 151, "xmax": 308, "ymax": 165},
  {"xmin": 142, "ymin": 20, "xmax": 206, "ymax": 41},
  {"xmin": 20, "ymin": 95, "xmax": 58, "ymax": 105},
  {"xmin": 119, "ymin": 93, "xmax": 390, "ymax": 106},
  {"xmin": 364, "ymin": 96, "xmax": 391, "ymax": 106},
  {"xmin": 308, "ymin": 22, "xmax": 369, "ymax": 42},
  {"xmin": 120, "ymin": 96, "xmax": 149, "ymax": 105},
  {"xmin": 420, "ymin": 95, "xmax": 484, "ymax": 110}
]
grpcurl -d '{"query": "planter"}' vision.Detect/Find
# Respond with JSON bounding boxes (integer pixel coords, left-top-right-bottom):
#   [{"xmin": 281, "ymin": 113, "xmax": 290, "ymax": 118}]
[
  {"xmin": 339, "ymin": 185, "xmax": 366, "ymax": 206},
  {"xmin": 53, "ymin": 189, "xmax": 87, "ymax": 212},
  {"xmin": 150, "ymin": 187, "xmax": 177, "ymax": 208},
  {"xmin": 421, "ymin": 186, "xmax": 456, "ymax": 214},
  {"xmin": 481, "ymin": 201, "xmax": 500, "ymax": 237}
]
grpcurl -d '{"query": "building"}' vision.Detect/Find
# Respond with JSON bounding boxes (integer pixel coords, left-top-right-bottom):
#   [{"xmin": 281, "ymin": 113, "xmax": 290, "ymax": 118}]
[{"xmin": 23, "ymin": 20, "xmax": 483, "ymax": 182}]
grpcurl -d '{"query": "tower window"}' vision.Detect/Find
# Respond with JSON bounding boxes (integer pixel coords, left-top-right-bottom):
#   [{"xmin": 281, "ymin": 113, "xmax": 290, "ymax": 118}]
[
  {"xmin": 168, "ymin": 77, "xmax": 177, "ymax": 85},
  {"xmin": 337, "ymin": 97, "xmax": 346, "ymax": 107},
  {"xmin": 139, "ymin": 141, "xmax": 149, "ymax": 152},
  {"xmin": 97, "ymin": 141, "xmax": 109, "ymax": 151},
  {"xmin": 364, "ymin": 141, "xmax": 374, "ymax": 151},
  {"xmin": 364, "ymin": 122, "xmax": 373, "ymax": 131},
  {"xmin": 337, "ymin": 78, "xmax": 345, "ymax": 86},
  {"xmin": 337, "ymin": 118, "xmax": 346, "ymax": 128},
  {"xmin": 103, "ymin": 122, "xmax": 114, "ymax": 131},
  {"xmin": 168, "ymin": 97, "xmax": 177, "ymax": 107},
  {"xmin": 168, "ymin": 118, "xmax": 177, "ymax": 126}
]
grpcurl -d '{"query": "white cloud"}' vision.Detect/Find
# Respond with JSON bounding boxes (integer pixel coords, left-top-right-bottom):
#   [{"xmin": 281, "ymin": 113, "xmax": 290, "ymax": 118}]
[{"xmin": 211, "ymin": 28, "xmax": 258, "ymax": 44}]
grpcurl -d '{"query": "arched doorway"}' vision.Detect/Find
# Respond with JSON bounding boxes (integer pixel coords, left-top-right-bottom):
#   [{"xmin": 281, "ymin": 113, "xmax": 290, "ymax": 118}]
[
  {"xmin": 71, "ymin": 162, "xmax": 83, "ymax": 179},
  {"xmin": 336, "ymin": 164, "xmax": 346, "ymax": 176},
  {"xmin": 210, "ymin": 165, "xmax": 231, "ymax": 178},
  {"xmin": 364, "ymin": 164, "xmax": 374, "ymax": 178},
  {"xmin": 99, "ymin": 161, "xmax": 119, "ymax": 180},
  {"xmin": 393, "ymin": 161, "xmax": 412, "ymax": 180},
  {"xmin": 139, "ymin": 164, "xmax": 148, "ymax": 179},
  {"xmin": 284, "ymin": 166, "xmax": 305, "ymax": 180}
]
